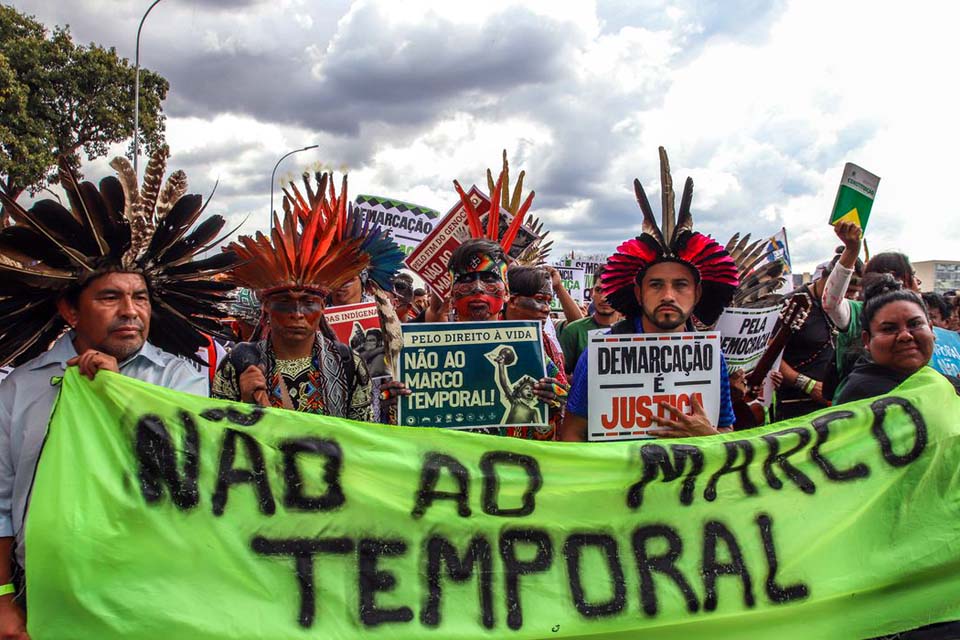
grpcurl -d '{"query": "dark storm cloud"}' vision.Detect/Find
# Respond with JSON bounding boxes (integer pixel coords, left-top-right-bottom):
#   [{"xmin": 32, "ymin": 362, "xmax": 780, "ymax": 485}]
[
  {"xmin": 164, "ymin": 2, "xmax": 577, "ymax": 137},
  {"xmin": 10, "ymin": 0, "xmax": 826, "ymax": 258}
]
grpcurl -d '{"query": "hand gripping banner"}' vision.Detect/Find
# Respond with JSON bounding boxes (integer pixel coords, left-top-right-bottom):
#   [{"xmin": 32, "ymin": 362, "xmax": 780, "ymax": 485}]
[{"xmin": 26, "ymin": 367, "xmax": 960, "ymax": 639}]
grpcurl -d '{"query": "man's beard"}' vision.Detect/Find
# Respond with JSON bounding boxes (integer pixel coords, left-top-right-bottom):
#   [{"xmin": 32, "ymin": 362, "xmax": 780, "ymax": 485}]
[
  {"xmin": 642, "ymin": 304, "xmax": 687, "ymax": 331},
  {"xmin": 594, "ymin": 305, "xmax": 615, "ymax": 317}
]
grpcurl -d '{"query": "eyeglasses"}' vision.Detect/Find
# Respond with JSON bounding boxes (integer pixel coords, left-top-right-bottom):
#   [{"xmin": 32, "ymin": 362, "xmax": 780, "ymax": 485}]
[{"xmin": 265, "ymin": 297, "xmax": 325, "ymax": 315}]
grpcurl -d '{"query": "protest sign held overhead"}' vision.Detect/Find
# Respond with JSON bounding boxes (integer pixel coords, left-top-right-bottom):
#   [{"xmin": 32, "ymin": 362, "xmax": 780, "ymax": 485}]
[
  {"xmin": 28, "ymin": 368, "xmax": 960, "ymax": 640},
  {"xmin": 354, "ymin": 195, "xmax": 440, "ymax": 257},
  {"xmin": 404, "ymin": 186, "xmax": 489, "ymax": 296},
  {"xmin": 587, "ymin": 332, "xmax": 722, "ymax": 441},
  {"xmin": 830, "ymin": 162, "xmax": 880, "ymax": 231},
  {"xmin": 399, "ymin": 320, "xmax": 547, "ymax": 431},
  {"xmin": 549, "ymin": 265, "xmax": 585, "ymax": 311},
  {"xmin": 576, "ymin": 259, "xmax": 606, "ymax": 302}
]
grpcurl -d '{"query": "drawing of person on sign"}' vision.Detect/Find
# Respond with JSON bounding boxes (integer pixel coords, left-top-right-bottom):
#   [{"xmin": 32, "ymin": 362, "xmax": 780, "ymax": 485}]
[{"xmin": 487, "ymin": 346, "xmax": 541, "ymax": 424}]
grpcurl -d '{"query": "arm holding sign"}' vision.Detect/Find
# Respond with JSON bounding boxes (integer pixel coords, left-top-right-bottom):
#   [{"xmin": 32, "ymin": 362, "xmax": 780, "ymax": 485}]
[
  {"xmin": 822, "ymin": 222, "xmax": 862, "ymax": 331},
  {"xmin": 547, "ymin": 267, "xmax": 584, "ymax": 324}
]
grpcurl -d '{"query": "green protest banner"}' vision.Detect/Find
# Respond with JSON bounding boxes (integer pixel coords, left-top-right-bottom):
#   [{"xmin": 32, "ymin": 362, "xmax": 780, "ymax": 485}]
[
  {"xmin": 830, "ymin": 162, "xmax": 880, "ymax": 230},
  {"xmin": 27, "ymin": 367, "xmax": 960, "ymax": 639}
]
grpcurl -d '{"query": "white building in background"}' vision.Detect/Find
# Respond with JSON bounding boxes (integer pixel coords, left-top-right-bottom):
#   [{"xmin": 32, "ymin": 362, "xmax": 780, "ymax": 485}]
[{"xmin": 913, "ymin": 260, "xmax": 960, "ymax": 294}]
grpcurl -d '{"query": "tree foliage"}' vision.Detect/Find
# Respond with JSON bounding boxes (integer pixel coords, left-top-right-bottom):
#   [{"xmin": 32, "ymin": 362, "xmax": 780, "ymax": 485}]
[{"xmin": 0, "ymin": 4, "xmax": 169, "ymax": 223}]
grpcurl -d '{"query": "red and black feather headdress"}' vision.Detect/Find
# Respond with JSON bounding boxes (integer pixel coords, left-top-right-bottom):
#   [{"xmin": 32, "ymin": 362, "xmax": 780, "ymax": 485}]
[
  {"xmin": 0, "ymin": 146, "xmax": 239, "ymax": 366},
  {"xmin": 601, "ymin": 147, "xmax": 739, "ymax": 326}
]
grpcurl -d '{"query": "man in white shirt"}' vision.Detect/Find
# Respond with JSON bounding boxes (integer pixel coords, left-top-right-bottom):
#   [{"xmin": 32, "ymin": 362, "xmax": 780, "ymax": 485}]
[{"xmin": 0, "ymin": 148, "xmax": 236, "ymax": 638}]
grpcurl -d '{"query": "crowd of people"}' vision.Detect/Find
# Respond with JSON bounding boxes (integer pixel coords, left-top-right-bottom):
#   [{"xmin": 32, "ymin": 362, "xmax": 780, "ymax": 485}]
[{"xmin": 0, "ymin": 146, "xmax": 956, "ymax": 635}]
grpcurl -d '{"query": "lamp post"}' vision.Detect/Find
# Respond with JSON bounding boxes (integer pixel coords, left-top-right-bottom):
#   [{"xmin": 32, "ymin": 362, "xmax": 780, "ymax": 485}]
[
  {"xmin": 134, "ymin": 0, "xmax": 164, "ymax": 176},
  {"xmin": 269, "ymin": 145, "xmax": 319, "ymax": 223}
]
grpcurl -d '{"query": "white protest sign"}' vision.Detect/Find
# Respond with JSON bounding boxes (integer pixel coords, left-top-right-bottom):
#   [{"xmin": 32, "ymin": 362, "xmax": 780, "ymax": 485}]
[
  {"xmin": 716, "ymin": 306, "xmax": 782, "ymax": 408},
  {"xmin": 354, "ymin": 195, "xmax": 441, "ymax": 258},
  {"xmin": 587, "ymin": 332, "xmax": 721, "ymax": 442},
  {"xmin": 550, "ymin": 265, "xmax": 585, "ymax": 311}
]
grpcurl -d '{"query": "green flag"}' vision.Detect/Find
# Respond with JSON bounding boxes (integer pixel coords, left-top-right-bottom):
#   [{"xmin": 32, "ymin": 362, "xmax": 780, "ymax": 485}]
[
  {"xmin": 27, "ymin": 367, "xmax": 960, "ymax": 639},
  {"xmin": 830, "ymin": 162, "xmax": 880, "ymax": 230}
]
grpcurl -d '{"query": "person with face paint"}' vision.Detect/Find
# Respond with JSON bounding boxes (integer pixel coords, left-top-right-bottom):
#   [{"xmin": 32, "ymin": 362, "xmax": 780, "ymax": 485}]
[
  {"xmin": 505, "ymin": 265, "xmax": 570, "ymax": 439},
  {"xmin": 561, "ymin": 148, "xmax": 739, "ymax": 441},
  {"xmin": 438, "ymin": 240, "xmax": 568, "ymax": 438},
  {"xmin": 214, "ymin": 173, "xmax": 403, "ymax": 419},
  {"xmin": 383, "ymin": 153, "xmax": 564, "ymax": 433},
  {"xmin": 390, "ymin": 272, "xmax": 417, "ymax": 322},
  {"xmin": 447, "ymin": 239, "xmax": 511, "ymax": 322}
]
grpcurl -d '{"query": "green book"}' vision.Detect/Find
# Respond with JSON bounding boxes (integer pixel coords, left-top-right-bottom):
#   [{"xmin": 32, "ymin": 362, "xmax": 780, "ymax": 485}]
[{"xmin": 830, "ymin": 163, "xmax": 880, "ymax": 230}]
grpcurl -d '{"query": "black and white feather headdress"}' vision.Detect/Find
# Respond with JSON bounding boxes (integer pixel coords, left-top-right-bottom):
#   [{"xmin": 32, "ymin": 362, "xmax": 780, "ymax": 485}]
[{"xmin": 0, "ymin": 146, "xmax": 239, "ymax": 365}]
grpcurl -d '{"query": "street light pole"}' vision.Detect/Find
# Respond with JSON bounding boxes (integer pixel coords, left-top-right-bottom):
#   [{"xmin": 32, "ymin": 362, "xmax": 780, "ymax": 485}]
[
  {"xmin": 269, "ymin": 145, "xmax": 319, "ymax": 223},
  {"xmin": 134, "ymin": 0, "xmax": 164, "ymax": 176}
]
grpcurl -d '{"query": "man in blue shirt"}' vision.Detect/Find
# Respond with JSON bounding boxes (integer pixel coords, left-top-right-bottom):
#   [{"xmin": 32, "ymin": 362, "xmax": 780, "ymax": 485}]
[
  {"xmin": 561, "ymin": 261, "xmax": 736, "ymax": 440},
  {"xmin": 560, "ymin": 149, "xmax": 739, "ymax": 441}
]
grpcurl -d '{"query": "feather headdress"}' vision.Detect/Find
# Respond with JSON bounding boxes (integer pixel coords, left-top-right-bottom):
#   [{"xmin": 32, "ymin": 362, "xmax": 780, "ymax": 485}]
[
  {"xmin": 226, "ymin": 172, "xmax": 404, "ymax": 297},
  {"xmin": 0, "ymin": 147, "xmax": 239, "ymax": 366},
  {"xmin": 724, "ymin": 233, "xmax": 786, "ymax": 308},
  {"xmin": 601, "ymin": 147, "xmax": 739, "ymax": 326},
  {"xmin": 453, "ymin": 151, "xmax": 550, "ymax": 265}
]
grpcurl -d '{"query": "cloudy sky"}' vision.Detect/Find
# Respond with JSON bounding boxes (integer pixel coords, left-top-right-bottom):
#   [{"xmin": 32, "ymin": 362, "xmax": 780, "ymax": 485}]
[{"xmin": 13, "ymin": 0, "xmax": 960, "ymax": 272}]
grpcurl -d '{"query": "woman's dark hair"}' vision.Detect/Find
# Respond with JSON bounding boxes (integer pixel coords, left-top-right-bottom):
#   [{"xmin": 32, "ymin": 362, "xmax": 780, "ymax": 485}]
[
  {"xmin": 864, "ymin": 251, "xmax": 915, "ymax": 287},
  {"xmin": 822, "ymin": 246, "xmax": 864, "ymax": 279},
  {"xmin": 507, "ymin": 265, "xmax": 550, "ymax": 297},
  {"xmin": 861, "ymin": 274, "xmax": 928, "ymax": 335},
  {"xmin": 921, "ymin": 292, "xmax": 951, "ymax": 320}
]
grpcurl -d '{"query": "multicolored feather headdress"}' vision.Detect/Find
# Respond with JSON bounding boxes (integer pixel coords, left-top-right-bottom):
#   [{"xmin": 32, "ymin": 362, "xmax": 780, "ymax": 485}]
[
  {"xmin": 453, "ymin": 151, "xmax": 551, "ymax": 266},
  {"xmin": 601, "ymin": 147, "xmax": 739, "ymax": 326},
  {"xmin": 226, "ymin": 172, "xmax": 404, "ymax": 297},
  {"xmin": 0, "ymin": 146, "xmax": 239, "ymax": 366}
]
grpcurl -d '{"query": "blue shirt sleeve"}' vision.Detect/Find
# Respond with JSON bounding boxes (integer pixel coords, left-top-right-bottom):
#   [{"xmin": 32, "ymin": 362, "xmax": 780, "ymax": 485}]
[
  {"xmin": 718, "ymin": 355, "xmax": 735, "ymax": 428},
  {"xmin": 566, "ymin": 349, "xmax": 591, "ymax": 417}
]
